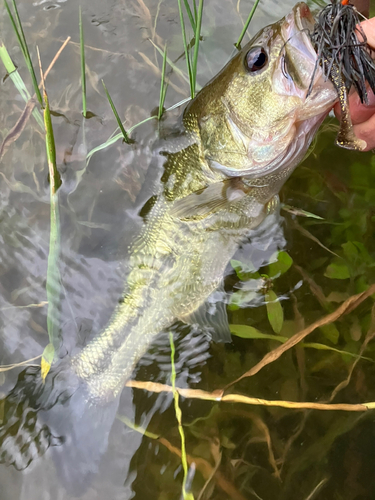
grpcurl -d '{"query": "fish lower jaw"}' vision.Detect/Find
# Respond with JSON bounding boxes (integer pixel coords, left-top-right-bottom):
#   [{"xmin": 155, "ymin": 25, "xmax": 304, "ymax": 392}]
[{"xmin": 301, "ymin": 84, "xmax": 338, "ymax": 120}]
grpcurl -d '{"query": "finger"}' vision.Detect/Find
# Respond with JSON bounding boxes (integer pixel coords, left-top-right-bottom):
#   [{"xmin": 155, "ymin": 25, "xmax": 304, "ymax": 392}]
[
  {"xmin": 349, "ymin": 91, "xmax": 375, "ymax": 125},
  {"xmin": 353, "ymin": 112, "xmax": 375, "ymax": 151},
  {"xmin": 333, "ymin": 18, "xmax": 375, "ymax": 123},
  {"xmin": 334, "ymin": 90, "xmax": 375, "ymax": 124},
  {"xmin": 359, "ymin": 18, "xmax": 375, "ymax": 48}
]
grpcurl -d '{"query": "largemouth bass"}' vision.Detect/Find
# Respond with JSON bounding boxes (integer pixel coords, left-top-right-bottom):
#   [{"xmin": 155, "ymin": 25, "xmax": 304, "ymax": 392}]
[
  {"xmin": 72, "ymin": 2, "xmax": 337, "ymax": 401},
  {"xmin": 0, "ymin": 1, "xmax": 338, "ymax": 490}
]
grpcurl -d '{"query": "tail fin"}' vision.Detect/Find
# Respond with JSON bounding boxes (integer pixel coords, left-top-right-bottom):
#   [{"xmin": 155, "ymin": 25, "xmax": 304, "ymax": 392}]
[{"xmin": 0, "ymin": 365, "xmax": 119, "ymax": 496}]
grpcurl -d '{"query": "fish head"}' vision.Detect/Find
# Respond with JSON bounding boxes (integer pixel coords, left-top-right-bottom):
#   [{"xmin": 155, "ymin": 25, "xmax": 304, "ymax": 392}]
[{"xmin": 185, "ymin": 2, "xmax": 337, "ymax": 181}]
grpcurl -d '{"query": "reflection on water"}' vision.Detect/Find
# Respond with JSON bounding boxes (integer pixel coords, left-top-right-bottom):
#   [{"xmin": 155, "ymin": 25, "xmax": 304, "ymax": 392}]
[{"xmin": 1, "ymin": 0, "xmax": 375, "ymax": 499}]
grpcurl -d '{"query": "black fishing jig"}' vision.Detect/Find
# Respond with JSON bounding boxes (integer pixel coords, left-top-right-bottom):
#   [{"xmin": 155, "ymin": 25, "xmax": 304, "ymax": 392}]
[
  {"xmin": 308, "ymin": 0, "xmax": 375, "ymax": 102},
  {"xmin": 307, "ymin": 0, "xmax": 375, "ymax": 149}
]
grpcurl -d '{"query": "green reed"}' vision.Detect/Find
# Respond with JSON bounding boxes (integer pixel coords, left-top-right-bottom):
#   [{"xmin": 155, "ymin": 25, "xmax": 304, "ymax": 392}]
[
  {"xmin": 1, "ymin": 2, "xmax": 62, "ymax": 376},
  {"xmin": 192, "ymin": 0, "xmax": 197, "ymax": 23},
  {"xmin": 191, "ymin": 0, "xmax": 203, "ymax": 98},
  {"xmin": 102, "ymin": 80, "xmax": 131, "ymax": 143},
  {"xmin": 0, "ymin": 43, "xmax": 44, "ymax": 128},
  {"xmin": 4, "ymin": 0, "xmax": 43, "ymax": 106},
  {"xmin": 36, "ymin": 47, "xmax": 62, "ymax": 379},
  {"xmin": 177, "ymin": 0, "xmax": 194, "ymax": 97},
  {"xmin": 86, "ymin": 101, "xmax": 192, "ymax": 163},
  {"xmin": 158, "ymin": 45, "xmax": 168, "ymax": 120},
  {"xmin": 79, "ymin": 6, "xmax": 87, "ymax": 118},
  {"xmin": 150, "ymin": 39, "xmax": 193, "ymax": 88},
  {"xmin": 177, "ymin": 0, "xmax": 204, "ymax": 99},
  {"xmin": 235, "ymin": 0, "xmax": 261, "ymax": 49},
  {"xmin": 169, "ymin": 333, "xmax": 195, "ymax": 500},
  {"xmin": 182, "ymin": 0, "xmax": 196, "ymax": 32}
]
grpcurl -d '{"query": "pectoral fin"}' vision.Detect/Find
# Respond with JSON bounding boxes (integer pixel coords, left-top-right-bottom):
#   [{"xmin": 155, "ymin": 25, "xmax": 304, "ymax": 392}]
[
  {"xmin": 170, "ymin": 178, "xmax": 251, "ymax": 221},
  {"xmin": 179, "ymin": 288, "xmax": 232, "ymax": 343}
]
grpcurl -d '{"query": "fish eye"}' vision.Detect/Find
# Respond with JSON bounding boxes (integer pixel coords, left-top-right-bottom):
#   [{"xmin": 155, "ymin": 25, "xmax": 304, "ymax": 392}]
[{"xmin": 244, "ymin": 47, "xmax": 268, "ymax": 73}]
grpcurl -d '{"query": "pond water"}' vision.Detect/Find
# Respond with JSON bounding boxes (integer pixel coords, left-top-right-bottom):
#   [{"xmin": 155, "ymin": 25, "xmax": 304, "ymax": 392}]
[{"xmin": 1, "ymin": 0, "xmax": 375, "ymax": 499}]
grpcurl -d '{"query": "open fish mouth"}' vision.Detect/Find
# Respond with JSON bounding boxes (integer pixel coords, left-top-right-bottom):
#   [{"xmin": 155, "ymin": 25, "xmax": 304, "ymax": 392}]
[
  {"xmin": 273, "ymin": 2, "xmax": 337, "ymax": 122},
  {"xmin": 278, "ymin": 3, "xmax": 326, "ymax": 98}
]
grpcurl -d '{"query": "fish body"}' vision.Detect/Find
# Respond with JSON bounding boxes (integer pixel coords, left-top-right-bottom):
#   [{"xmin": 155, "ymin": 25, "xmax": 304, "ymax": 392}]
[
  {"xmin": 0, "ymin": 3, "xmax": 338, "ymax": 488},
  {"xmin": 72, "ymin": 2, "xmax": 337, "ymax": 402}
]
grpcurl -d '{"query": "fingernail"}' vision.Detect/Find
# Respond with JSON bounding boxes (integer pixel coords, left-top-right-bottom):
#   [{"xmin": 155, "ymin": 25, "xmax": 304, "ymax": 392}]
[{"xmin": 363, "ymin": 90, "xmax": 375, "ymax": 107}]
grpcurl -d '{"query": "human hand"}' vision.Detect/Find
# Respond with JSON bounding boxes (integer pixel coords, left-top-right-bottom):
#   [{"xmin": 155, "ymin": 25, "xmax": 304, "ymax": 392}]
[{"xmin": 334, "ymin": 17, "xmax": 375, "ymax": 151}]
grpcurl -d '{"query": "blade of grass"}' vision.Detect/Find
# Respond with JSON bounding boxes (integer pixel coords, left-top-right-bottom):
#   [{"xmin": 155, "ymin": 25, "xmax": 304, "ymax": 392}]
[
  {"xmin": 86, "ymin": 98, "xmax": 191, "ymax": 162},
  {"xmin": 4, "ymin": 0, "xmax": 25, "ymax": 56},
  {"xmin": 182, "ymin": 0, "xmax": 196, "ymax": 32},
  {"xmin": 101, "ymin": 79, "xmax": 131, "ymax": 143},
  {"xmin": 235, "ymin": 0, "xmax": 261, "ymax": 49},
  {"xmin": 192, "ymin": 0, "xmax": 197, "ymax": 22},
  {"xmin": 79, "ymin": 6, "xmax": 87, "ymax": 118},
  {"xmin": 282, "ymin": 204, "xmax": 324, "ymax": 220},
  {"xmin": 191, "ymin": 0, "xmax": 203, "ymax": 98},
  {"xmin": 169, "ymin": 333, "xmax": 195, "ymax": 500},
  {"xmin": 158, "ymin": 45, "xmax": 168, "ymax": 120},
  {"xmin": 117, "ymin": 414, "xmax": 245, "ymax": 500},
  {"xmin": 0, "ymin": 37, "xmax": 70, "ymax": 136},
  {"xmin": 177, "ymin": 0, "xmax": 194, "ymax": 97},
  {"xmin": 0, "ymin": 41, "xmax": 28, "ymax": 101},
  {"xmin": 36, "ymin": 47, "xmax": 62, "ymax": 380},
  {"xmin": 167, "ymin": 96, "xmax": 191, "ymax": 109},
  {"xmin": 0, "ymin": 42, "xmax": 44, "ymax": 128},
  {"xmin": 86, "ymin": 116, "xmax": 156, "ymax": 162},
  {"xmin": 149, "ymin": 39, "xmax": 197, "ymax": 88},
  {"xmin": 5, "ymin": 0, "xmax": 43, "ymax": 106},
  {"xmin": 106, "ymin": 97, "xmax": 190, "ymax": 143}
]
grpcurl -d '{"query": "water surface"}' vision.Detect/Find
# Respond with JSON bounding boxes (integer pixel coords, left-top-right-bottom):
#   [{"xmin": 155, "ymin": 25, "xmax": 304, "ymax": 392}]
[{"xmin": 1, "ymin": 0, "xmax": 375, "ymax": 499}]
